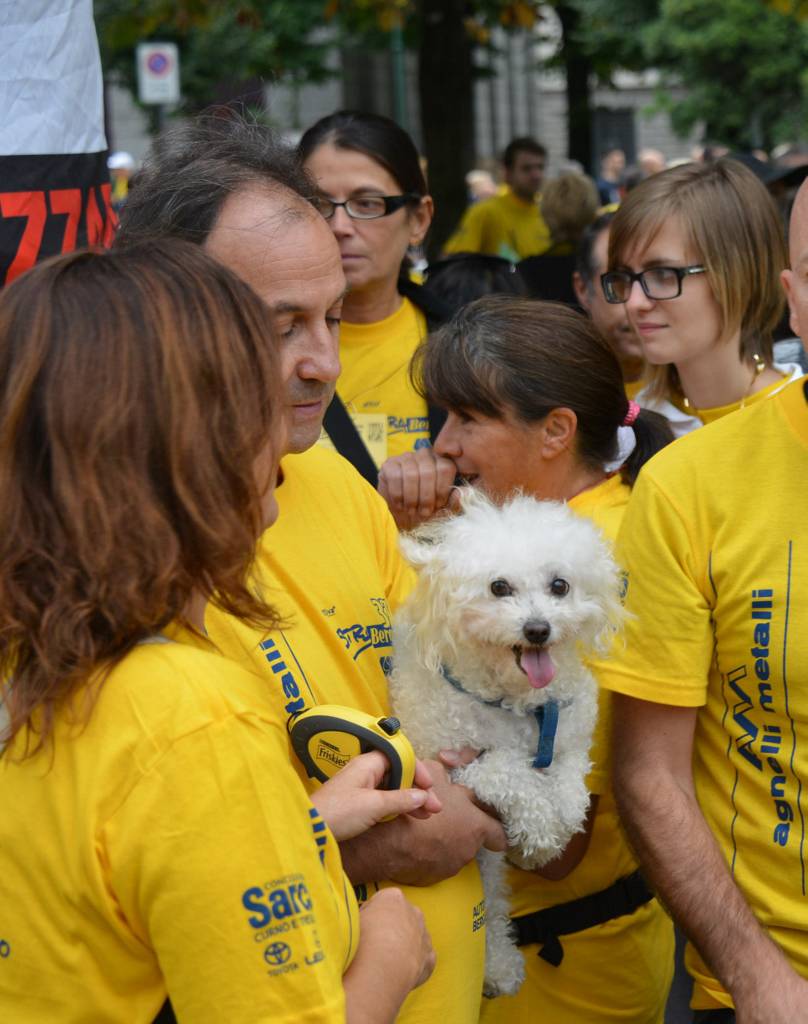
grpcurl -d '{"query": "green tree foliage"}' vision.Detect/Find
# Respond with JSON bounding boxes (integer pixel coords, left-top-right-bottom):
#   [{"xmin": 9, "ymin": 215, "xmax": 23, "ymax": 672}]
[
  {"xmin": 645, "ymin": 0, "xmax": 808, "ymax": 149},
  {"xmin": 94, "ymin": 0, "xmax": 334, "ymax": 114}
]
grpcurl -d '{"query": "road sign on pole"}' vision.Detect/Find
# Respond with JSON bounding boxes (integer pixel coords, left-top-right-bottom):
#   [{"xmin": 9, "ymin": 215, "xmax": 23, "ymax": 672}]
[{"xmin": 136, "ymin": 43, "xmax": 180, "ymax": 106}]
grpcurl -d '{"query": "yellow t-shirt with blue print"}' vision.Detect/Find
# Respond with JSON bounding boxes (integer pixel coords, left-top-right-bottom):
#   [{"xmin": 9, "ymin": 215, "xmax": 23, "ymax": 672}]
[
  {"xmin": 320, "ymin": 297, "xmax": 430, "ymax": 468},
  {"xmin": 481, "ymin": 473, "xmax": 674, "ymax": 1024},
  {"xmin": 205, "ymin": 445, "xmax": 486, "ymax": 1024},
  {"xmin": 598, "ymin": 378, "xmax": 808, "ymax": 1010},
  {"xmin": 0, "ymin": 628, "xmax": 355, "ymax": 1023},
  {"xmin": 443, "ymin": 188, "xmax": 552, "ymax": 262}
]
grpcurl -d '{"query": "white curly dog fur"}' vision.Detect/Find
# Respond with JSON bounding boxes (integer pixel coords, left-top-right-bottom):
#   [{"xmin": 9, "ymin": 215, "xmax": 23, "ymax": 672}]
[{"xmin": 389, "ymin": 489, "xmax": 623, "ymax": 997}]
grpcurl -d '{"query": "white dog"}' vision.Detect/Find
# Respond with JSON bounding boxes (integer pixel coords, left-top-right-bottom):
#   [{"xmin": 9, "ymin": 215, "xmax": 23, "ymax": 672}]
[{"xmin": 389, "ymin": 489, "xmax": 623, "ymax": 997}]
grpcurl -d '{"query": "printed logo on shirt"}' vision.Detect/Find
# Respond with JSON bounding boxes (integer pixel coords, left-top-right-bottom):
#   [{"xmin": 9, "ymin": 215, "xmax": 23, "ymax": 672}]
[
  {"xmin": 242, "ymin": 873, "xmax": 322, "ymax": 975},
  {"xmin": 725, "ymin": 586, "xmax": 795, "ymax": 848},
  {"xmin": 259, "ymin": 637, "xmax": 307, "ymax": 717},
  {"xmin": 335, "ymin": 597, "xmax": 393, "ymax": 661},
  {"xmin": 387, "ymin": 415, "xmax": 429, "ymax": 436},
  {"xmin": 309, "ymin": 807, "xmax": 329, "ymax": 865}
]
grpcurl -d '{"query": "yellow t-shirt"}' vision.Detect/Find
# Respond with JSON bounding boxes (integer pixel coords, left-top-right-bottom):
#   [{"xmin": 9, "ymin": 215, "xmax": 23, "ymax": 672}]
[
  {"xmin": 671, "ymin": 371, "xmax": 794, "ymax": 427},
  {"xmin": 598, "ymin": 378, "xmax": 808, "ymax": 1009},
  {"xmin": 482, "ymin": 474, "xmax": 674, "ymax": 1024},
  {"xmin": 320, "ymin": 297, "xmax": 430, "ymax": 467},
  {"xmin": 443, "ymin": 189, "xmax": 552, "ymax": 261},
  {"xmin": 205, "ymin": 446, "xmax": 486, "ymax": 1024},
  {"xmin": 0, "ymin": 630, "xmax": 356, "ymax": 1023}
]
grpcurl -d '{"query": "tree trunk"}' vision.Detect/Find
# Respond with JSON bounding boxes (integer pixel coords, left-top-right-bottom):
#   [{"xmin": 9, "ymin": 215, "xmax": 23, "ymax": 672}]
[
  {"xmin": 416, "ymin": 0, "xmax": 475, "ymax": 258},
  {"xmin": 555, "ymin": 3, "xmax": 593, "ymax": 172}
]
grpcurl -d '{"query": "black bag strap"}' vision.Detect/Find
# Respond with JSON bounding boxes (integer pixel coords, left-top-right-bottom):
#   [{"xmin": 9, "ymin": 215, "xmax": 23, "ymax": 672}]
[
  {"xmin": 322, "ymin": 393, "xmax": 379, "ymax": 488},
  {"xmin": 510, "ymin": 869, "xmax": 653, "ymax": 967},
  {"xmin": 323, "ymin": 278, "xmax": 451, "ymax": 480},
  {"xmin": 152, "ymin": 999, "xmax": 176, "ymax": 1023}
]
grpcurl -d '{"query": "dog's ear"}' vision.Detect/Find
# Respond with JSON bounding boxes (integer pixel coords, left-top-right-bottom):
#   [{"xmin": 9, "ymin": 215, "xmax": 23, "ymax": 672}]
[{"xmin": 398, "ymin": 509, "xmax": 458, "ymax": 570}]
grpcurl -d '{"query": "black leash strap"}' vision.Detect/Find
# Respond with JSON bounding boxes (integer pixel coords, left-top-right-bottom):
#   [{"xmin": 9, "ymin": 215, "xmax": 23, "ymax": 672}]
[
  {"xmin": 152, "ymin": 999, "xmax": 176, "ymax": 1023},
  {"xmin": 322, "ymin": 393, "xmax": 379, "ymax": 488},
  {"xmin": 510, "ymin": 869, "xmax": 654, "ymax": 967}
]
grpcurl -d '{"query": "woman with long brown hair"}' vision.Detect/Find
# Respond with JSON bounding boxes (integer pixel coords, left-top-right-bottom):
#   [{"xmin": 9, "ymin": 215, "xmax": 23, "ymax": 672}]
[{"xmin": 0, "ymin": 243, "xmax": 434, "ymax": 1022}]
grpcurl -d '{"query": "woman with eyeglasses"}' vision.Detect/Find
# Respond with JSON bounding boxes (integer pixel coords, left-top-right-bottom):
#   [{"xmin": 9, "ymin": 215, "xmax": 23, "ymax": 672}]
[
  {"xmin": 602, "ymin": 158, "xmax": 802, "ymax": 437},
  {"xmin": 298, "ymin": 111, "xmax": 444, "ymax": 482}
]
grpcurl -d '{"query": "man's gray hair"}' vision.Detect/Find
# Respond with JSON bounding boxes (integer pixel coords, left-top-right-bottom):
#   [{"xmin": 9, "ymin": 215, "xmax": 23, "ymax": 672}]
[{"xmin": 115, "ymin": 110, "xmax": 317, "ymax": 248}]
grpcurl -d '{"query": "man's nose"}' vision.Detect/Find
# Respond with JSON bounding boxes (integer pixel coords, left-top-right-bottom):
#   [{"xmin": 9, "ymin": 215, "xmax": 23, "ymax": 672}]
[{"xmin": 299, "ymin": 326, "xmax": 340, "ymax": 384}]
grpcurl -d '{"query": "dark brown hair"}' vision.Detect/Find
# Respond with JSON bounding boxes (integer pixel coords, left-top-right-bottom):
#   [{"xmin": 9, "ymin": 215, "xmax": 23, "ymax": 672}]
[
  {"xmin": 0, "ymin": 242, "xmax": 284, "ymax": 752},
  {"xmin": 298, "ymin": 109, "xmax": 428, "ymax": 198},
  {"xmin": 116, "ymin": 109, "xmax": 316, "ymax": 248},
  {"xmin": 415, "ymin": 295, "xmax": 671, "ymax": 484}
]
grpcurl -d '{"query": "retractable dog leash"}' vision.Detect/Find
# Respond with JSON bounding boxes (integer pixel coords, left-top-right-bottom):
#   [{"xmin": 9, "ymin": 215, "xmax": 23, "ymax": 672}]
[{"xmin": 288, "ymin": 704, "xmax": 416, "ymax": 789}]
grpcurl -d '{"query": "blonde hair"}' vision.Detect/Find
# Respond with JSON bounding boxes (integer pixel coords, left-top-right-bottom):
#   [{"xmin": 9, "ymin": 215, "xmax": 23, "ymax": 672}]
[
  {"xmin": 608, "ymin": 158, "xmax": 787, "ymax": 399},
  {"xmin": 541, "ymin": 173, "xmax": 599, "ymax": 245}
]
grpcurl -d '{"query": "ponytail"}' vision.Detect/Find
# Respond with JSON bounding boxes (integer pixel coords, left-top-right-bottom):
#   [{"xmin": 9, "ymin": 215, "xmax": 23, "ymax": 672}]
[{"xmin": 621, "ymin": 408, "xmax": 673, "ymax": 486}]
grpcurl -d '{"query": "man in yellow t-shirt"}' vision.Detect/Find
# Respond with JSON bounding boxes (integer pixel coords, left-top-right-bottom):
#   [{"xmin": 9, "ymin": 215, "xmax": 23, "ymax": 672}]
[
  {"xmin": 116, "ymin": 113, "xmax": 504, "ymax": 1024},
  {"xmin": 600, "ymin": 181, "xmax": 808, "ymax": 1021},
  {"xmin": 443, "ymin": 138, "xmax": 552, "ymax": 262}
]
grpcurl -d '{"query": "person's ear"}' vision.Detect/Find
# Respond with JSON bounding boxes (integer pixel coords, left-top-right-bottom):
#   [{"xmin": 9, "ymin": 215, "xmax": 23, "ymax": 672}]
[
  {"xmin": 409, "ymin": 195, "xmax": 434, "ymax": 247},
  {"xmin": 539, "ymin": 407, "xmax": 578, "ymax": 459}
]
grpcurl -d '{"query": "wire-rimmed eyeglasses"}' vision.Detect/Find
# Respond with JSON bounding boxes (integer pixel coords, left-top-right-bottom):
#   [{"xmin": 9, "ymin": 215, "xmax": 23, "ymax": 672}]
[
  {"xmin": 314, "ymin": 193, "xmax": 420, "ymax": 221},
  {"xmin": 601, "ymin": 265, "xmax": 706, "ymax": 304}
]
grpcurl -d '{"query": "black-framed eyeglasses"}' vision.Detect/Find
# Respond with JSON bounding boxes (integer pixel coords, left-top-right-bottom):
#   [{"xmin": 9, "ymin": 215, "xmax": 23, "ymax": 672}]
[
  {"xmin": 601, "ymin": 265, "xmax": 706, "ymax": 304},
  {"xmin": 314, "ymin": 193, "xmax": 421, "ymax": 221}
]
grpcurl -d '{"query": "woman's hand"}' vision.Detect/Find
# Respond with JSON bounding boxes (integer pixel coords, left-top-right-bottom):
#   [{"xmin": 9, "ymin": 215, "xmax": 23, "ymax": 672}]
[
  {"xmin": 378, "ymin": 448, "xmax": 459, "ymax": 531},
  {"xmin": 343, "ymin": 888, "xmax": 436, "ymax": 1024},
  {"xmin": 311, "ymin": 751, "xmax": 442, "ymax": 841}
]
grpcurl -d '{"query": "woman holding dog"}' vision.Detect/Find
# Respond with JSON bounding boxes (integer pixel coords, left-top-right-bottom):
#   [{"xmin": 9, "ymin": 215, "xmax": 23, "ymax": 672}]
[
  {"xmin": 0, "ymin": 243, "xmax": 436, "ymax": 1023},
  {"xmin": 603, "ymin": 157, "xmax": 801, "ymax": 437},
  {"xmin": 381, "ymin": 295, "xmax": 676, "ymax": 1023}
]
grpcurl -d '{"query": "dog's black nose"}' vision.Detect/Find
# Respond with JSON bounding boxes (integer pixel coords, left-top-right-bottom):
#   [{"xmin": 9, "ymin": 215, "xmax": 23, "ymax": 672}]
[{"xmin": 523, "ymin": 620, "xmax": 551, "ymax": 646}]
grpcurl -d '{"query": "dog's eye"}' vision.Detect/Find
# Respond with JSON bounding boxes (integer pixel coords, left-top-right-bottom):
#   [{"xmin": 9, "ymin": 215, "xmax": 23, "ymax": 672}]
[
  {"xmin": 549, "ymin": 577, "xmax": 570, "ymax": 597},
  {"xmin": 490, "ymin": 579, "xmax": 513, "ymax": 598}
]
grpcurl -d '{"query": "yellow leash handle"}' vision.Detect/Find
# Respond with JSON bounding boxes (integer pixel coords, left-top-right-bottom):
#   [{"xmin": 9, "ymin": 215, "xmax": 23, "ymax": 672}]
[{"xmin": 288, "ymin": 704, "xmax": 416, "ymax": 790}]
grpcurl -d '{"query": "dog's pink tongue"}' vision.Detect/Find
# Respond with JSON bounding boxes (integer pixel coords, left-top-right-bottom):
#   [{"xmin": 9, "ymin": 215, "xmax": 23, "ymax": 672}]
[{"xmin": 520, "ymin": 648, "xmax": 556, "ymax": 689}]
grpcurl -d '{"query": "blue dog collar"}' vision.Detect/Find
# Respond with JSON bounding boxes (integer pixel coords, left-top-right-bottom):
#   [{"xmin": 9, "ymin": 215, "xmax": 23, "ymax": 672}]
[{"xmin": 439, "ymin": 665, "xmax": 567, "ymax": 769}]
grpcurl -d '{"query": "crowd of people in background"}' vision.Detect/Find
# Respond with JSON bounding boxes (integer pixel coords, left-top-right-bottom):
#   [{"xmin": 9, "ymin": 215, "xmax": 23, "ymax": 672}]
[{"xmin": 2, "ymin": 104, "xmax": 808, "ymax": 1024}]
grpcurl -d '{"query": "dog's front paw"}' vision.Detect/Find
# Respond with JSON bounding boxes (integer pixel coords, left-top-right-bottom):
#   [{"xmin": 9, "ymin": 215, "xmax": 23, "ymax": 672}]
[{"xmin": 483, "ymin": 941, "xmax": 525, "ymax": 998}]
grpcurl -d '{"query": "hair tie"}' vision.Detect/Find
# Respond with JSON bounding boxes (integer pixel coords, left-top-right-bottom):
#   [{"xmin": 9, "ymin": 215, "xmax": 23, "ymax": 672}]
[{"xmin": 622, "ymin": 400, "xmax": 640, "ymax": 427}]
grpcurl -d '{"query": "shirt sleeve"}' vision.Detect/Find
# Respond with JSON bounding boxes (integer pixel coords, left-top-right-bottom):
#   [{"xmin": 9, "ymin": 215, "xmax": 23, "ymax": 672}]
[
  {"xmin": 596, "ymin": 471, "xmax": 714, "ymax": 707},
  {"xmin": 442, "ymin": 202, "xmax": 486, "ymax": 254},
  {"xmin": 102, "ymin": 714, "xmax": 349, "ymax": 1024}
]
